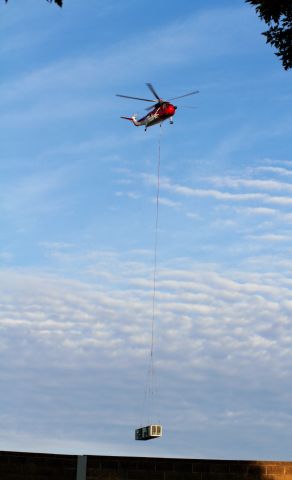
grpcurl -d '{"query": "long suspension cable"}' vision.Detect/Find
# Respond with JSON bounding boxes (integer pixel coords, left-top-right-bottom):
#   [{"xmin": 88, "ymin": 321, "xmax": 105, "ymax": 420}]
[
  {"xmin": 152, "ymin": 128, "xmax": 162, "ymax": 329},
  {"xmin": 149, "ymin": 124, "xmax": 161, "ymax": 412},
  {"xmin": 140, "ymin": 125, "xmax": 162, "ymax": 426}
]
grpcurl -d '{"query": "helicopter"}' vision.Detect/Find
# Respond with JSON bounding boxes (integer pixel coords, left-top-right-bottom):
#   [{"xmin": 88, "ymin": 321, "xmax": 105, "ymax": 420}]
[{"xmin": 116, "ymin": 83, "xmax": 199, "ymax": 131}]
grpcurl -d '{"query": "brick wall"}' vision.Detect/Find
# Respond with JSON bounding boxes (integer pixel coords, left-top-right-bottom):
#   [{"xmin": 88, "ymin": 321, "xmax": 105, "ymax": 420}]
[
  {"xmin": 0, "ymin": 451, "xmax": 77, "ymax": 480},
  {"xmin": 86, "ymin": 456, "xmax": 292, "ymax": 480},
  {"xmin": 1, "ymin": 451, "xmax": 292, "ymax": 480}
]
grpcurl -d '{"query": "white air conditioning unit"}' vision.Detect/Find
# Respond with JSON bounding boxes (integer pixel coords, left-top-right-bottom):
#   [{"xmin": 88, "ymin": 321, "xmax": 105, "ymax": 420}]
[{"xmin": 135, "ymin": 424, "xmax": 162, "ymax": 441}]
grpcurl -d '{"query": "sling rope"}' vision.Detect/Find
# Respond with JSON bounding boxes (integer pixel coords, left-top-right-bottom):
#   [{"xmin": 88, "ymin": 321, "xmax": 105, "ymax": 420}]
[{"xmin": 140, "ymin": 124, "xmax": 162, "ymax": 426}]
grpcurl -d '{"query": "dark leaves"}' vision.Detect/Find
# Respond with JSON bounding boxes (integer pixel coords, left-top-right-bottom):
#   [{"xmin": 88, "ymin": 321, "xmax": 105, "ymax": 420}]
[
  {"xmin": 245, "ymin": 0, "xmax": 292, "ymax": 70},
  {"xmin": 47, "ymin": 0, "xmax": 63, "ymax": 6},
  {"xmin": 4, "ymin": 0, "xmax": 63, "ymax": 5}
]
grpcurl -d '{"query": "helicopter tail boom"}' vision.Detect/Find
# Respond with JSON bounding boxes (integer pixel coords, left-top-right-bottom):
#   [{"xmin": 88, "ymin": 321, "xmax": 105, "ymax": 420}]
[{"xmin": 120, "ymin": 116, "xmax": 140, "ymax": 126}]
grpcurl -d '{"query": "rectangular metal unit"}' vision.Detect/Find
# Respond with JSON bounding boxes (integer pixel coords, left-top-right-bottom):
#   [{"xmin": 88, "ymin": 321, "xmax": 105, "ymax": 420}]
[{"xmin": 135, "ymin": 424, "xmax": 162, "ymax": 441}]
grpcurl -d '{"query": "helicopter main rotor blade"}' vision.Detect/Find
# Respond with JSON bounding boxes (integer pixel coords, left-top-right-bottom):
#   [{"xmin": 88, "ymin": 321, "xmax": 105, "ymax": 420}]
[
  {"xmin": 145, "ymin": 102, "xmax": 161, "ymax": 111},
  {"xmin": 169, "ymin": 90, "xmax": 199, "ymax": 101},
  {"xmin": 146, "ymin": 83, "xmax": 161, "ymax": 101},
  {"xmin": 145, "ymin": 104, "xmax": 197, "ymax": 111},
  {"xmin": 116, "ymin": 94, "xmax": 156, "ymax": 102},
  {"xmin": 178, "ymin": 105, "xmax": 198, "ymax": 109}
]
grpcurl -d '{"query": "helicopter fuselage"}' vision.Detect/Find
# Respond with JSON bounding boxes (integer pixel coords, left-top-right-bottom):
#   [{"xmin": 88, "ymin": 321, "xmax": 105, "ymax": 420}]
[
  {"xmin": 140, "ymin": 103, "xmax": 176, "ymax": 127},
  {"xmin": 121, "ymin": 102, "xmax": 177, "ymax": 129}
]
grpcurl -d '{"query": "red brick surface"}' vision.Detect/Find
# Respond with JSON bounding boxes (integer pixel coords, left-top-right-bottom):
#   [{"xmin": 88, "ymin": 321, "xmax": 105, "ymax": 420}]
[
  {"xmin": 0, "ymin": 451, "xmax": 77, "ymax": 480},
  {"xmin": 1, "ymin": 451, "xmax": 292, "ymax": 480}
]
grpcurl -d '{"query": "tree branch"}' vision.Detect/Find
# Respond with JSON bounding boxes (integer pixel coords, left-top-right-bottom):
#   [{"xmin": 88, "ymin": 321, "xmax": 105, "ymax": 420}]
[{"xmin": 245, "ymin": 0, "xmax": 292, "ymax": 70}]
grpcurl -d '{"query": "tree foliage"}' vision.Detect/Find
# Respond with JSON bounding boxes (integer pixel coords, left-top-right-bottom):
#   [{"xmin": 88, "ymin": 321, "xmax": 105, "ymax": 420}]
[
  {"xmin": 245, "ymin": 0, "xmax": 292, "ymax": 70},
  {"xmin": 3, "ymin": 1, "xmax": 291, "ymax": 70},
  {"xmin": 4, "ymin": 0, "xmax": 63, "ymax": 6},
  {"xmin": 48, "ymin": 0, "xmax": 62, "ymax": 5}
]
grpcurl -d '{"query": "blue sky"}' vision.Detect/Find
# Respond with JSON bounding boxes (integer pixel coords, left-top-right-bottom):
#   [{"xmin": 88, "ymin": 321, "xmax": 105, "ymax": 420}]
[{"xmin": 1, "ymin": 0, "xmax": 292, "ymax": 460}]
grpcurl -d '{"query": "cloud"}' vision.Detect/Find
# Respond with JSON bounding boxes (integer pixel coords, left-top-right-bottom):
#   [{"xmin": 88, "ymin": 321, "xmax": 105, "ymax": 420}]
[
  {"xmin": 247, "ymin": 233, "xmax": 292, "ymax": 242},
  {"xmin": 153, "ymin": 197, "xmax": 181, "ymax": 209},
  {"xmin": 1, "ymin": 0, "xmax": 292, "ymax": 460},
  {"xmin": 256, "ymin": 165, "xmax": 292, "ymax": 178},
  {"xmin": 115, "ymin": 191, "xmax": 141, "ymax": 200},
  {"xmin": 1, "ymin": 235, "xmax": 292, "ymax": 458},
  {"xmin": 0, "ymin": 251, "xmax": 13, "ymax": 262},
  {"xmin": 1, "ymin": 256, "xmax": 292, "ymax": 389},
  {"xmin": 161, "ymin": 177, "xmax": 292, "ymax": 206},
  {"xmin": 209, "ymin": 176, "xmax": 292, "ymax": 194},
  {"xmin": 0, "ymin": 167, "xmax": 73, "ymax": 225},
  {"xmin": 141, "ymin": 170, "xmax": 292, "ymax": 209},
  {"xmin": 0, "ymin": 5, "xmax": 259, "ymax": 128},
  {"xmin": 235, "ymin": 207, "xmax": 277, "ymax": 216}
]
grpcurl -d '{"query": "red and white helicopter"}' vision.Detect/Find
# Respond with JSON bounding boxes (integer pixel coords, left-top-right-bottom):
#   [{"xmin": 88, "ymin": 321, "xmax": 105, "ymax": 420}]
[{"xmin": 116, "ymin": 83, "xmax": 199, "ymax": 131}]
